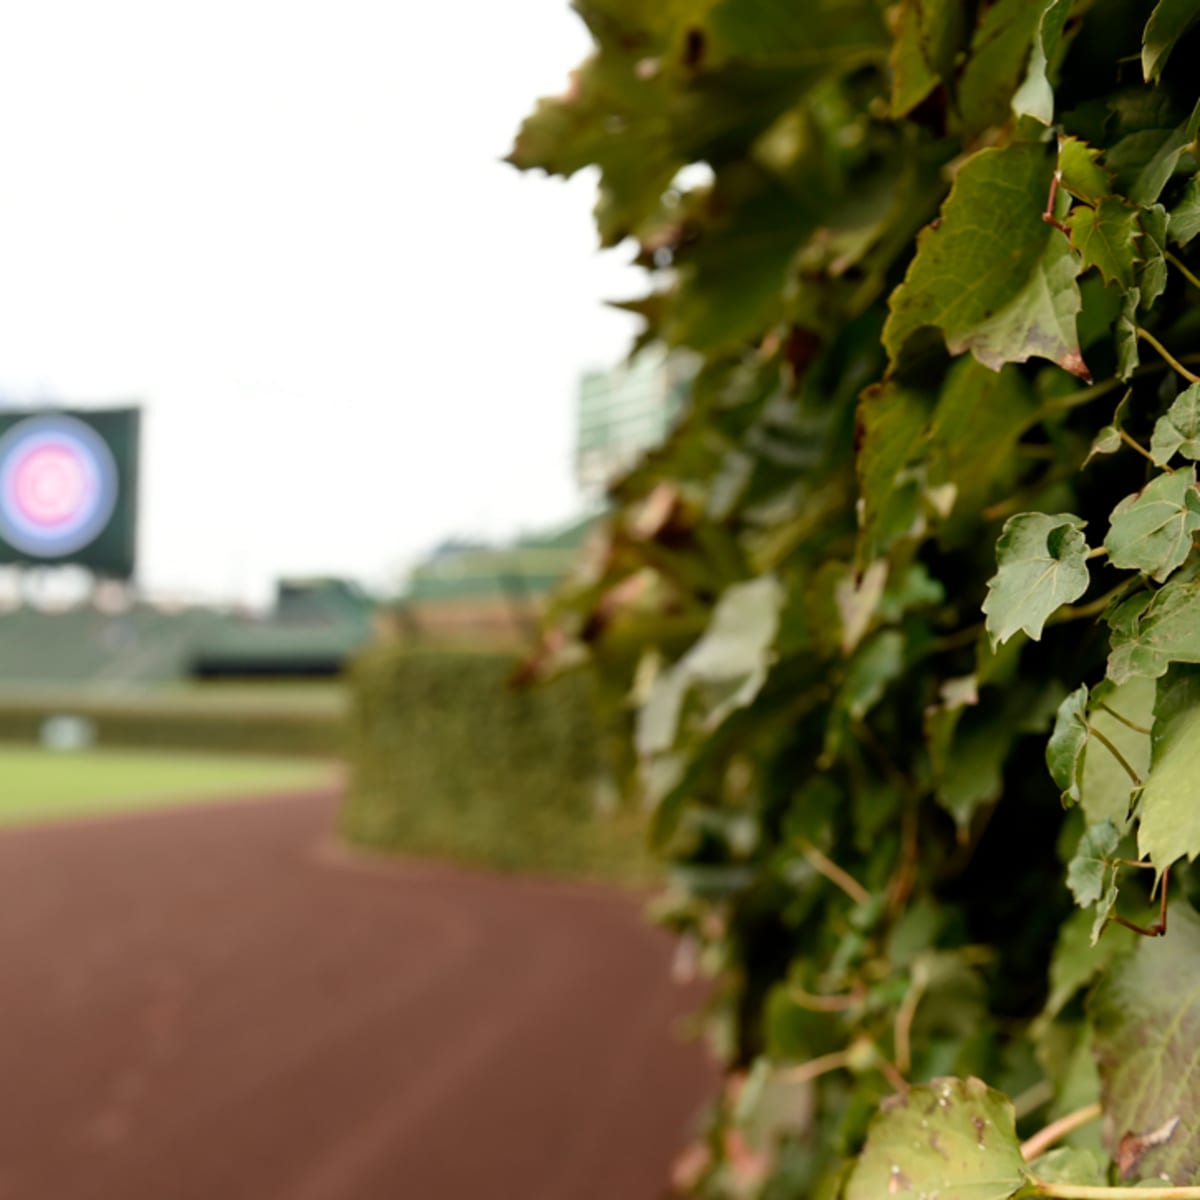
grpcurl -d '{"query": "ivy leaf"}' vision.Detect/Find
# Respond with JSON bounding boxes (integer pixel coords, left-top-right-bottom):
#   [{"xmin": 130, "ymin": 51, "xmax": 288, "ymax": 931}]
[
  {"xmin": 885, "ymin": 143, "xmax": 1088, "ymax": 380},
  {"xmin": 1084, "ymin": 425, "xmax": 1121, "ymax": 466},
  {"xmin": 1091, "ymin": 903, "xmax": 1200, "ymax": 1184},
  {"xmin": 636, "ymin": 576, "xmax": 783, "ymax": 757},
  {"xmin": 1171, "ymin": 174, "xmax": 1200, "ymax": 247},
  {"xmin": 1081, "ymin": 676, "xmax": 1154, "ymax": 827},
  {"xmin": 1137, "ymin": 665, "xmax": 1200, "ymax": 877},
  {"xmin": 1105, "ymin": 465, "xmax": 1200, "ymax": 584},
  {"xmin": 1058, "ymin": 136, "xmax": 1113, "ymax": 205},
  {"xmin": 1028, "ymin": 1147, "xmax": 1106, "ymax": 1186},
  {"xmin": 1047, "ymin": 684, "xmax": 1090, "ymax": 806},
  {"xmin": 1110, "ymin": 97, "xmax": 1200, "ymax": 207},
  {"xmin": 1151, "ymin": 384, "xmax": 1200, "ymax": 465},
  {"xmin": 845, "ymin": 1077, "xmax": 1027, "ymax": 1200},
  {"xmin": 1066, "ymin": 819, "xmax": 1119, "ymax": 908},
  {"xmin": 856, "ymin": 382, "xmax": 929, "ymax": 562},
  {"xmin": 1139, "ymin": 204, "xmax": 1170, "ymax": 310},
  {"xmin": 1143, "ymin": 0, "xmax": 1200, "ymax": 84},
  {"xmin": 1115, "ymin": 287, "xmax": 1141, "ymax": 380},
  {"xmin": 983, "ymin": 512, "xmax": 1091, "ymax": 647},
  {"xmin": 956, "ymin": 0, "xmax": 1047, "ymax": 136},
  {"xmin": 1012, "ymin": 0, "xmax": 1072, "ymax": 125},
  {"xmin": 889, "ymin": 0, "xmax": 965, "ymax": 117},
  {"xmin": 1108, "ymin": 578, "xmax": 1200, "ymax": 683},
  {"xmin": 1066, "ymin": 198, "xmax": 1140, "ymax": 289}
]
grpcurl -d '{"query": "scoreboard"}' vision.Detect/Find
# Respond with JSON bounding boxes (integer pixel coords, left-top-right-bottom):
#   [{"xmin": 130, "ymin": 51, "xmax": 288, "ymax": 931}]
[{"xmin": 0, "ymin": 408, "xmax": 139, "ymax": 578}]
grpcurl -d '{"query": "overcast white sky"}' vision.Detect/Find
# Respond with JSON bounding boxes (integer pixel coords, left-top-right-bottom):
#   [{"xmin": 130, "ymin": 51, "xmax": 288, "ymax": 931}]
[{"xmin": 0, "ymin": 1, "xmax": 640, "ymax": 604}]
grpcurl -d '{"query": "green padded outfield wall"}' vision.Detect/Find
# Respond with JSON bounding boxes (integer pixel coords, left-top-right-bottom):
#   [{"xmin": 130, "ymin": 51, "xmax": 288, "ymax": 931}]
[{"xmin": 0, "ymin": 408, "xmax": 139, "ymax": 578}]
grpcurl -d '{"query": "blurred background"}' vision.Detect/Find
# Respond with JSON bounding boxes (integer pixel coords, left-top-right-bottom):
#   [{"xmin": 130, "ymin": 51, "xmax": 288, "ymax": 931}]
[{"xmin": 0, "ymin": 3, "xmax": 714, "ymax": 1198}]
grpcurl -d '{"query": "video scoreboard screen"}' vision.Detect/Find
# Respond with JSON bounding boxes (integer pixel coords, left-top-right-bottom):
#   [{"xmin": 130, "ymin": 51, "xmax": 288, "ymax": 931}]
[{"xmin": 0, "ymin": 408, "xmax": 139, "ymax": 578}]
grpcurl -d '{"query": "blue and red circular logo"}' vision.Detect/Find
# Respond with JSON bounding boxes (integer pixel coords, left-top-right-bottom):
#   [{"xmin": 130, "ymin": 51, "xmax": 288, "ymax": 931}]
[{"xmin": 0, "ymin": 415, "xmax": 119, "ymax": 558}]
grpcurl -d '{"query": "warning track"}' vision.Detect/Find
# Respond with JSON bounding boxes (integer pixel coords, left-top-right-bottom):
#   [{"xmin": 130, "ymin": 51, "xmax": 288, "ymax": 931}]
[{"xmin": 0, "ymin": 791, "xmax": 714, "ymax": 1199}]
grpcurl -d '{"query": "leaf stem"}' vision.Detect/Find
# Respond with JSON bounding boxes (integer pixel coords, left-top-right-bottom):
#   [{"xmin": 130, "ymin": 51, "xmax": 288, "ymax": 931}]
[
  {"xmin": 1087, "ymin": 725, "xmax": 1144, "ymax": 786},
  {"xmin": 778, "ymin": 1046, "xmax": 854, "ymax": 1085},
  {"xmin": 1050, "ymin": 580, "xmax": 1126, "ymax": 624},
  {"xmin": 1118, "ymin": 428, "xmax": 1157, "ymax": 463},
  {"xmin": 1021, "ymin": 1103, "xmax": 1102, "ymax": 1162},
  {"xmin": 1034, "ymin": 1183, "xmax": 1200, "ymax": 1199},
  {"xmin": 1137, "ymin": 328, "xmax": 1200, "ymax": 384},
  {"xmin": 1086, "ymin": 545, "xmax": 1109, "ymax": 559},
  {"xmin": 799, "ymin": 840, "xmax": 871, "ymax": 905},
  {"xmin": 1098, "ymin": 703, "xmax": 1152, "ymax": 735},
  {"xmin": 1167, "ymin": 250, "xmax": 1200, "ymax": 292}
]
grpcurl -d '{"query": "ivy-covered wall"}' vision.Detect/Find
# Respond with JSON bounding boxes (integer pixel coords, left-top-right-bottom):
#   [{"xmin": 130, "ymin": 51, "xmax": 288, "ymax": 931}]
[
  {"xmin": 341, "ymin": 648, "xmax": 651, "ymax": 883},
  {"xmin": 511, "ymin": 1, "xmax": 1200, "ymax": 1196}
]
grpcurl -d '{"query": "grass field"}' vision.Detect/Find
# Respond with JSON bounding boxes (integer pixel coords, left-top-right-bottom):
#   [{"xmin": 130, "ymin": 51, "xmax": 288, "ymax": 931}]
[{"xmin": 0, "ymin": 746, "xmax": 338, "ymax": 827}]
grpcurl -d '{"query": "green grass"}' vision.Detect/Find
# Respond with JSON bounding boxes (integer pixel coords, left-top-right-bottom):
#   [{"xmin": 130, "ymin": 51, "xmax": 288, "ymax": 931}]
[{"xmin": 0, "ymin": 746, "xmax": 338, "ymax": 827}]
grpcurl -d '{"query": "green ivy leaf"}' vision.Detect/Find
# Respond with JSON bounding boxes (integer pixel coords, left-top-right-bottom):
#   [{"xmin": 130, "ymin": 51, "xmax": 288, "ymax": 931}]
[
  {"xmin": 1047, "ymin": 684, "xmax": 1089, "ymax": 805},
  {"xmin": 1171, "ymin": 174, "xmax": 1200, "ymax": 247},
  {"xmin": 1091, "ymin": 903, "xmax": 1200, "ymax": 1184},
  {"xmin": 956, "ymin": 0, "xmax": 1046, "ymax": 137},
  {"xmin": 1116, "ymin": 286, "xmax": 1142, "ymax": 380},
  {"xmin": 1143, "ymin": 0, "xmax": 1200, "ymax": 84},
  {"xmin": 1108, "ymin": 578, "xmax": 1200, "ymax": 683},
  {"xmin": 1058, "ymin": 136, "xmax": 1113, "ymax": 205},
  {"xmin": 1110, "ymin": 97, "xmax": 1200, "ymax": 207},
  {"xmin": 1028, "ymin": 1147, "xmax": 1107, "ymax": 1186},
  {"xmin": 1150, "ymin": 384, "xmax": 1200, "ymax": 465},
  {"xmin": 1081, "ymin": 676, "xmax": 1154, "ymax": 827},
  {"xmin": 844, "ymin": 1077, "xmax": 1028, "ymax": 1200},
  {"xmin": 636, "ymin": 576, "xmax": 783, "ymax": 757},
  {"xmin": 1085, "ymin": 425, "xmax": 1121, "ymax": 466},
  {"xmin": 983, "ymin": 512, "xmax": 1091, "ymax": 647},
  {"xmin": 1105, "ymin": 465, "xmax": 1200, "ymax": 584},
  {"xmin": 1137, "ymin": 665, "xmax": 1200, "ymax": 877},
  {"xmin": 1139, "ymin": 203, "xmax": 1170, "ymax": 310},
  {"xmin": 889, "ymin": 0, "xmax": 965, "ymax": 117},
  {"xmin": 1012, "ymin": 0, "xmax": 1072, "ymax": 125},
  {"xmin": 1066, "ymin": 819, "xmax": 1119, "ymax": 908},
  {"xmin": 1066, "ymin": 198, "xmax": 1140, "ymax": 289},
  {"xmin": 884, "ymin": 143, "xmax": 1088, "ymax": 380}
]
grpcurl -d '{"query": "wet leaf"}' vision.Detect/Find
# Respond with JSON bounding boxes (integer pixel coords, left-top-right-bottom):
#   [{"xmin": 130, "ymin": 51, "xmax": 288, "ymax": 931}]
[{"xmin": 844, "ymin": 1077, "xmax": 1027, "ymax": 1200}]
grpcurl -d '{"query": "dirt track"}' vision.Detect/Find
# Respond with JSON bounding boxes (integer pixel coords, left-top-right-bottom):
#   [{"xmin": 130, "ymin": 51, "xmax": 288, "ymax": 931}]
[{"xmin": 0, "ymin": 792, "xmax": 715, "ymax": 1199}]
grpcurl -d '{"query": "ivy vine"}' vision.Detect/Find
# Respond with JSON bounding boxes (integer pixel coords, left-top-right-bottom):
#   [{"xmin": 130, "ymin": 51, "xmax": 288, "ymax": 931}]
[{"xmin": 510, "ymin": 1, "xmax": 1200, "ymax": 1197}]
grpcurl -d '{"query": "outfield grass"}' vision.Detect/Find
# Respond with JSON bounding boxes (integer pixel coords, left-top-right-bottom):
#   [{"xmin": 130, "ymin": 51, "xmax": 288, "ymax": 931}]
[{"xmin": 0, "ymin": 746, "xmax": 338, "ymax": 827}]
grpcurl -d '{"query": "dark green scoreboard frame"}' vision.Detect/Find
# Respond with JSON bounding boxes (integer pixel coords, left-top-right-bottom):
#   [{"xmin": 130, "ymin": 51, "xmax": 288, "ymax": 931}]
[{"xmin": 0, "ymin": 407, "xmax": 140, "ymax": 578}]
